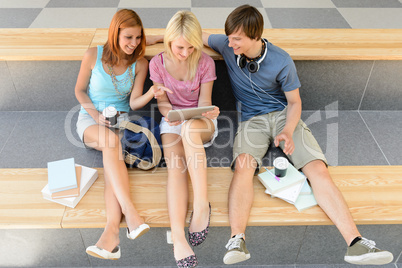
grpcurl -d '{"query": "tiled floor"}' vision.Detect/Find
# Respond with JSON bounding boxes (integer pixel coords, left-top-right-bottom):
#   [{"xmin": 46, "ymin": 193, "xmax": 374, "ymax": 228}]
[
  {"xmin": 1, "ymin": 0, "xmax": 402, "ymax": 267},
  {"xmin": 0, "ymin": 0, "xmax": 401, "ymax": 28}
]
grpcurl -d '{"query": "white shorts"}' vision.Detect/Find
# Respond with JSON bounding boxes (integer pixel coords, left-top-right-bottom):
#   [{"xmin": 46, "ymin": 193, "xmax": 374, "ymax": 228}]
[{"xmin": 159, "ymin": 117, "xmax": 218, "ymax": 148}]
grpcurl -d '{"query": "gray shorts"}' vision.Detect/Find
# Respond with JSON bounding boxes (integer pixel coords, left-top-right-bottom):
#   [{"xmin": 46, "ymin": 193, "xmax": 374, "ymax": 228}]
[
  {"xmin": 76, "ymin": 112, "xmax": 128, "ymax": 143},
  {"xmin": 231, "ymin": 110, "xmax": 327, "ymax": 171}
]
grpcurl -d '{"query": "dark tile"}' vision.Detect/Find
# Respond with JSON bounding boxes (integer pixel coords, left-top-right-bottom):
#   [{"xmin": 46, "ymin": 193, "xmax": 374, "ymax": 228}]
[
  {"xmin": 128, "ymin": 8, "xmax": 190, "ymax": 28},
  {"xmin": 0, "ymin": 112, "xmax": 22, "ymax": 151},
  {"xmin": 332, "ymin": 0, "xmax": 402, "ymax": 8},
  {"xmin": 192, "ymin": 0, "xmax": 262, "ymax": 8},
  {"xmin": 301, "ymin": 111, "xmax": 389, "ymax": 166},
  {"xmin": 80, "ymin": 227, "xmax": 174, "ymax": 266},
  {"xmin": 295, "ymin": 61, "xmax": 374, "ymax": 111},
  {"xmin": 360, "ymin": 61, "xmax": 402, "ymax": 110},
  {"xmin": 7, "ymin": 61, "xmax": 81, "ymax": 111},
  {"xmin": 0, "ymin": 229, "xmax": 89, "ymax": 267},
  {"xmin": 266, "ymin": 8, "xmax": 351, "ymax": 28},
  {"xmin": 298, "ymin": 225, "xmax": 348, "ymax": 264},
  {"xmin": 46, "ymin": 0, "xmax": 119, "ymax": 8},
  {"xmin": 0, "ymin": 62, "xmax": 21, "ymax": 111},
  {"xmin": 298, "ymin": 224, "xmax": 401, "ymax": 266},
  {"xmin": 0, "ymin": 8, "xmax": 42, "ymax": 28},
  {"xmin": 360, "ymin": 111, "xmax": 402, "ymax": 165},
  {"xmin": 0, "ymin": 111, "xmax": 97, "ymax": 168}
]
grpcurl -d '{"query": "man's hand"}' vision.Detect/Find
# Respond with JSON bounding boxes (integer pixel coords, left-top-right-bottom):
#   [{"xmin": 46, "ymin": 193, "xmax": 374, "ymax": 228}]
[{"xmin": 274, "ymin": 131, "xmax": 295, "ymax": 155}]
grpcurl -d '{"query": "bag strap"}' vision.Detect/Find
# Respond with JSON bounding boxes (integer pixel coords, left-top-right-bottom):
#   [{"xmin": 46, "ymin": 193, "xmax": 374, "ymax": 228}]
[{"xmin": 120, "ymin": 120, "xmax": 162, "ymax": 170}]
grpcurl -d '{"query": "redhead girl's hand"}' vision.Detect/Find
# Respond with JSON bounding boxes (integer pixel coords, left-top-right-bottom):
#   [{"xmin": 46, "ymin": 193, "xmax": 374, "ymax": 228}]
[
  {"xmin": 164, "ymin": 117, "xmax": 183, "ymax": 126},
  {"xmin": 96, "ymin": 113, "xmax": 111, "ymax": 127},
  {"xmin": 202, "ymin": 106, "xmax": 220, "ymax": 120},
  {"xmin": 153, "ymin": 85, "xmax": 173, "ymax": 99}
]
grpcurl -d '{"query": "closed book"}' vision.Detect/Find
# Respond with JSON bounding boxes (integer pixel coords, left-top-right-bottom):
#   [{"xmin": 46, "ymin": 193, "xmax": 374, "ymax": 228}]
[
  {"xmin": 51, "ymin": 166, "xmax": 81, "ymax": 199},
  {"xmin": 47, "ymin": 158, "xmax": 77, "ymax": 193},
  {"xmin": 294, "ymin": 192, "xmax": 318, "ymax": 212},
  {"xmin": 299, "ymin": 180, "xmax": 312, "ymax": 195},
  {"xmin": 42, "ymin": 164, "xmax": 98, "ymax": 208},
  {"xmin": 258, "ymin": 164, "xmax": 306, "ymax": 194}
]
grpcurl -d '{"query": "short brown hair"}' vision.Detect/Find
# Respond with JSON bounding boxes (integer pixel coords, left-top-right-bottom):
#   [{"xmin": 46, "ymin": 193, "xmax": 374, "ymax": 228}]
[
  {"xmin": 225, "ymin": 5, "xmax": 263, "ymax": 40},
  {"xmin": 102, "ymin": 9, "xmax": 146, "ymax": 66}
]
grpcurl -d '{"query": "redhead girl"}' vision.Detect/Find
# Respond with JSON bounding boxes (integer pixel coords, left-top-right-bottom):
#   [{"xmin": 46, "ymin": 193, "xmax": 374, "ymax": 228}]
[{"xmin": 75, "ymin": 9, "xmax": 168, "ymax": 260}]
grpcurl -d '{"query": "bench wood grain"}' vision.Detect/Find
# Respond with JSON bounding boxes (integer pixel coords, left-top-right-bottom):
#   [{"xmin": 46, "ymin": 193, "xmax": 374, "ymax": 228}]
[
  {"xmin": 1, "ymin": 29, "xmax": 402, "ymax": 61},
  {"xmin": 1, "ymin": 166, "xmax": 401, "ymax": 229}
]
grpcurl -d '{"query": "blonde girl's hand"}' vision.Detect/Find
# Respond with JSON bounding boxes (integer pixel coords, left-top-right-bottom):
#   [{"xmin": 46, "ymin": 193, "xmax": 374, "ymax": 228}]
[
  {"xmin": 164, "ymin": 117, "xmax": 183, "ymax": 126},
  {"xmin": 202, "ymin": 106, "xmax": 220, "ymax": 120},
  {"xmin": 153, "ymin": 85, "xmax": 173, "ymax": 99}
]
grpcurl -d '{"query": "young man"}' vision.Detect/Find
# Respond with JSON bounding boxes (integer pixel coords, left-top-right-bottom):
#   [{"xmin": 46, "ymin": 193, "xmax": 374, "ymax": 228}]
[{"xmin": 202, "ymin": 4, "xmax": 393, "ymax": 266}]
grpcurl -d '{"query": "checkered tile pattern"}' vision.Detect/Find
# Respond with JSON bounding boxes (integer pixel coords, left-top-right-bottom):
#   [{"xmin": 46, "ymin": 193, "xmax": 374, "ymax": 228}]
[{"xmin": 0, "ymin": 0, "xmax": 401, "ymax": 28}]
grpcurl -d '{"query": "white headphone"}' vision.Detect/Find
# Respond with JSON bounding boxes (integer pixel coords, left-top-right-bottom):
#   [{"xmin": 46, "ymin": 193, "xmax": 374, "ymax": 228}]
[
  {"xmin": 236, "ymin": 38, "xmax": 268, "ymax": 73},
  {"xmin": 235, "ymin": 38, "xmax": 287, "ymax": 109}
]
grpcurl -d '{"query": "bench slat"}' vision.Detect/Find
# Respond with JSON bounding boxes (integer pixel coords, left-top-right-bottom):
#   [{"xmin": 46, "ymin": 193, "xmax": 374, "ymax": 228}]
[
  {"xmin": 1, "ymin": 166, "xmax": 401, "ymax": 229},
  {"xmin": 1, "ymin": 29, "xmax": 401, "ymax": 61}
]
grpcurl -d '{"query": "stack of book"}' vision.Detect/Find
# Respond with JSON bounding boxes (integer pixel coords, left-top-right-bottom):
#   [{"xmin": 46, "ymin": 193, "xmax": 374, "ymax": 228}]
[
  {"xmin": 258, "ymin": 162, "xmax": 317, "ymax": 212},
  {"xmin": 41, "ymin": 158, "xmax": 98, "ymax": 208}
]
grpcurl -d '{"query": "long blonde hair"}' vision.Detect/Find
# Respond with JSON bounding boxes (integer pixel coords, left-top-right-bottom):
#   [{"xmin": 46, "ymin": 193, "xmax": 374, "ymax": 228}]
[{"xmin": 164, "ymin": 11, "xmax": 203, "ymax": 81}]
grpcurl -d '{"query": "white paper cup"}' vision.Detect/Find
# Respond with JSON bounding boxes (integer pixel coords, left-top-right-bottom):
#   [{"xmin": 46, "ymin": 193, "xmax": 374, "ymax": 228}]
[
  {"xmin": 102, "ymin": 106, "xmax": 117, "ymax": 125},
  {"xmin": 273, "ymin": 157, "xmax": 289, "ymax": 177}
]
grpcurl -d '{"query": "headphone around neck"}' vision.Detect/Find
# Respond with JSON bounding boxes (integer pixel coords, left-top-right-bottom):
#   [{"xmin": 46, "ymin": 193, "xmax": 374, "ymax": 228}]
[{"xmin": 236, "ymin": 39, "xmax": 268, "ymax": 73}]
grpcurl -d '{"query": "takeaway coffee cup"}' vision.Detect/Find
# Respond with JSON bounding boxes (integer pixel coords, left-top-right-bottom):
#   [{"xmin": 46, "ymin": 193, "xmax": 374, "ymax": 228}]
[
  {"xmin": 102, "ymin": 106, "xmax": 117, "ymax": 126},
  {"xmin": 273, "ymin": 157, "xmax": 289, "ymax": 178}
]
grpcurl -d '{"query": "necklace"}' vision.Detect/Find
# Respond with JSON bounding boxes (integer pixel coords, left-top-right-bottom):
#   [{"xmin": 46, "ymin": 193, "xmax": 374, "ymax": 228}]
[
  {"xmin": 107, "ymin": 64, "xmax": 134, "ymax": 100},
  {"xmin": 243, "ymin": 39, "xmax": 266, "ymax": 62}
]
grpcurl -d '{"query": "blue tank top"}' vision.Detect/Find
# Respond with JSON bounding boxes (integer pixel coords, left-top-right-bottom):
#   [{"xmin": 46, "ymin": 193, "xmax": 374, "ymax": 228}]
[{"xmin": 80, "ymin": 45, "xmax": 136, "ymax": 114}]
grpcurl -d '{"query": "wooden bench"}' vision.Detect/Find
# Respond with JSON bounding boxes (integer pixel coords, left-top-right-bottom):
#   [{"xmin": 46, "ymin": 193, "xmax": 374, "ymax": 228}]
[
  {"xmin": 1, "ymin": 28, "xmax": 402, "ymax": 61},
  {"xmin": 1, "ymin": 166, "xmax": 402, "ymax": 229}
]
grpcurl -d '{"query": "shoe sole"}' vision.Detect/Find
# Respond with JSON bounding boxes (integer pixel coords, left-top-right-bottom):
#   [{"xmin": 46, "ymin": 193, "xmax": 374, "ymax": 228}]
[
  {"xmin": 127, "ymin": 225, "xmax": 150, "ymax": 240},
  {"xmin": 345, "ymin": 252, "xmax": 393, "ymax": 265},
  {"xmin": 223, "ymin": 251, "xmax": 250, "ymax": 265},
  {"xmin": 86, "ymin": 250, "xmax": 119, "ymax": 260},
  {"xmin": 134, "ymin": 227, "xmax": 150, "ymax": 239}
]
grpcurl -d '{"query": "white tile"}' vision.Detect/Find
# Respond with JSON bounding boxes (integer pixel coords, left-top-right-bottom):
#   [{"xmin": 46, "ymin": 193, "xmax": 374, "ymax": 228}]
[
  {"xmin": 119, "ymin": 0, "xmax": 191, "ymax": 8},
  {"xmin": 338, "ymin": 8, "xmax": 402, "ymax": 28},
  {"xmin": 191, "ymin": 8, "xmax": 232, "ymax": 29},
  {"xmin": 0, "ymin": 0, "xmax": 49, "ymax": 8},
  {"xmin": 257, "ymin": 7, "xmax": 272, "ymax": 29},
  {"xmin": 191, "ymin": 7, "xmax": 271, "ymax": 29},
  {"xmin": 261, "ymin": 0, "xmax": 336, "ymax": 8},
  {"xmin": 29, "ymin": 8, "xmax": 117, "ymax": 28}
]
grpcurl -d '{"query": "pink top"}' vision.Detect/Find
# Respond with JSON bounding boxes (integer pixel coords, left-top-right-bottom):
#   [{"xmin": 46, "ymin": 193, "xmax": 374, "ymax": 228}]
[{"xmin": 149, "ymin": 52, "xmax": 217, "ymax": 110}]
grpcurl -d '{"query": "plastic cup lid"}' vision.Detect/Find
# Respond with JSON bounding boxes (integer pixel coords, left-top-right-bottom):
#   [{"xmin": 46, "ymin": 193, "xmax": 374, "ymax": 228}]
[
  {"xmin": 102, "ymin": 106, "xmax": 117, "ymax": 117},
  {"xmin": 273, "ymin": 157, "xmax": 289, "ymax": 169}
]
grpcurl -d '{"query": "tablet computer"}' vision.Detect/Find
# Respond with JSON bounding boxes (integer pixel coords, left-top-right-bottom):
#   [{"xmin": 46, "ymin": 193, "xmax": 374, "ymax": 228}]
[{"xmin": 167, "ymin": 106, "xmax": 216, "ymax": 121}]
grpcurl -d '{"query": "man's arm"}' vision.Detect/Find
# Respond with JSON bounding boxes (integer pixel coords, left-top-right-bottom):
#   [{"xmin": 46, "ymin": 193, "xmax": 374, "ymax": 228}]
[
  {"xmin": 274, "ymin": 88, "xmax": 302, "ymax": 155},
  {"xmin": 202, "ymin": 32, "xmax": 211, "ymax": 47}
]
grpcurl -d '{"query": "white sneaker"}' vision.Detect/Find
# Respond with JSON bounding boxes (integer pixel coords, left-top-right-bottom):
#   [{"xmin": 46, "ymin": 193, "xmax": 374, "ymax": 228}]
[
  {"xmin": 223, "ymin": 233, "xmax": 250, "ymax": 265},
  {"xmin": 344, "ymin": 237, "xmax": 393, "ymax": 265}
]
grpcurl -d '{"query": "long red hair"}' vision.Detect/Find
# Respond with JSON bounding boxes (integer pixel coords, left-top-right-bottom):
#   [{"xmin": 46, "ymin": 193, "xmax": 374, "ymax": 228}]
[{"xmin": 102, "ymin": 9, "xmax": 146, "ymax": 66}]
